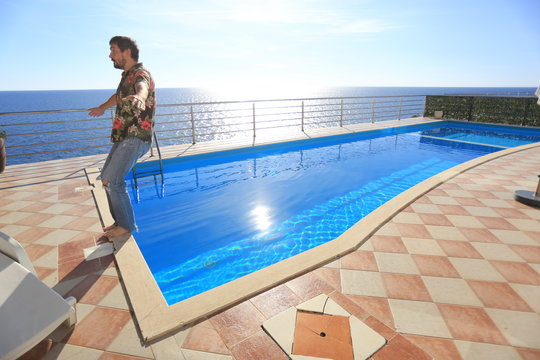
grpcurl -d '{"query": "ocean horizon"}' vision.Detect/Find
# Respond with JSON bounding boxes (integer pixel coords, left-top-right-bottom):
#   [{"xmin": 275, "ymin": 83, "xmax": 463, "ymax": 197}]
[{"xmin": 0, "ymin": 86, "xmax": 536, "ymax": 165}]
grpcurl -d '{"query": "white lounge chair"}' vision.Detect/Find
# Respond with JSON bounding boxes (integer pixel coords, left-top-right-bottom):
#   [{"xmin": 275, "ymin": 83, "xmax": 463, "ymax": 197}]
[{"xmin": 0, "ymin": 232, "xmax": 77, "ymax": 360}]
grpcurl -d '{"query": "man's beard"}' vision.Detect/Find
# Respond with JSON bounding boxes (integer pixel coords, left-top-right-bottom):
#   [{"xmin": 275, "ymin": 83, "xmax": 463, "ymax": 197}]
[{"xmin": 112, "ymin": 59, "xmax": 124, "ymax": 69}]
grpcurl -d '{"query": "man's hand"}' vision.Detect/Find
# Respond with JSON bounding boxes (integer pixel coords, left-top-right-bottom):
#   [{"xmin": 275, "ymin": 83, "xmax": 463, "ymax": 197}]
[
  {"xmin": 122, "ymin": 95, "xmax": 146, "ymax": 111},
  {"xmin": 88, "ymin": 106, "xmax": 105, "ymax": 117}
]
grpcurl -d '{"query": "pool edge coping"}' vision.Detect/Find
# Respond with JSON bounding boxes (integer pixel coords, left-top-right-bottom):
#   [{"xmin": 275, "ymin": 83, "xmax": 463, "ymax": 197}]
[{"xmin": 86, "ymin": 119, "xmax": 540, "ymax": 342}]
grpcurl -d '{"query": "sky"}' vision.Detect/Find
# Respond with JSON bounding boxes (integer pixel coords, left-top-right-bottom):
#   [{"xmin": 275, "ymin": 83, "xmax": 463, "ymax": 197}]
[{"xmin": 1, "ymin": 0, "xmax": 539, "ymax": 92}]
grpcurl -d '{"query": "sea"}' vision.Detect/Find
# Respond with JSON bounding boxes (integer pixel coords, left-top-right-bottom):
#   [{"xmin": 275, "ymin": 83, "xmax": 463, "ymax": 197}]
[{"xmin": 0, "ymin": 86, "xmax": 536, "ymax": 165}]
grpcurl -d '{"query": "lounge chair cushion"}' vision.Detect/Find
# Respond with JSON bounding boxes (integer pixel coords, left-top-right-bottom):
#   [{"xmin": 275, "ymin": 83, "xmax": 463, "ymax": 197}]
[{"xmin": 0, "ymin": 252, "xmax": 73, "ymax": 360}]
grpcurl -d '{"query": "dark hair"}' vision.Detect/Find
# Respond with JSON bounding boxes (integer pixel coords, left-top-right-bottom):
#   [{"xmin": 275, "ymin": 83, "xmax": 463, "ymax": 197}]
[{"xmin": 109, "ymin": 36, "xmax": 140, "ymax": 61}]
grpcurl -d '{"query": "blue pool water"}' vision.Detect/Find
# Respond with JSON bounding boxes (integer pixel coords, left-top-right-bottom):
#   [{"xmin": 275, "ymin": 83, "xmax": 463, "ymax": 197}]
[{"xmin": 129, "ymin": 121, "xmax": 540, "ymax": 305}]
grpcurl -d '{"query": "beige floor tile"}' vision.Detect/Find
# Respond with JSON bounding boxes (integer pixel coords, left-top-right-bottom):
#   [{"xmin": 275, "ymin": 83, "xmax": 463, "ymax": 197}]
[
  {"xmin": 340, "ymin": 269, "xmax": 387, "ymax": 297},
  {"xmin": 425, "ymin": 225, "xmax": 467, "ymax": 241},
  {"xmin": 402, "ymin": 238, "xmax": 445, "ymax": 256},
  {"xmin": 471, "ymin": 243, "xmax": 524, "ymax": 262},
  {"xmin": 39, "ymin": 214, "xmax": 79, "ymax": 228},
  {"xmin": 34, "ymin": 229, "xmax": 80, "ymax": 246},
  {"xmin": 443, "ymin": 189, "xmax": 475, "ymax": 198},
  {"xmin": 507, "ymin": 218, "xmax": 540, "ymax": 232},
  {"xmin": 41, "ymin": 203, "xmax": 80, "ymax": 215},
  {"xmin": 479, "ymin": 198, "xmax": 514, "ymax": 208},
  {"xmin": 422, "ymin": 277, "xmax": 483, "ymax": 307},
  {"xmin": 98, "ymin": 283, "xmax": 130, "ymax": 310},
  {"xmin": 449, "ymin": 258, "xmax": 507, "ymax": 282},
  {"xmin": 409, "ymin": 203, "xmax": 443, "ymax": 214},
  {"xmin": 374, "ymin": 222, "xmax": 401, "ymax": 237},
  {"xmin": 392, "ymin": 212, "xmax": 423, "ymax": 224},
  {"xmin": 486, "ymin": 309, "xmax": 540, "ymax": 349},
  {"xmin": 427, "ymin": 196, "xmax": 459, "ymax": 205},
  {"xmin": 374, "ymin": 253, "xmax": 419, "ymax": 275},
  {"xmin": 490, "ymin": 229, "xmax": 538, "ymax": 245},
  {"xmin": 32, "ymin": 247, "xmax": 58, "ymax": 268},
  {"xmin": 42, "ymin": 343, "xmax": 103, "ymax": 360},
  {"xmin": 1, "ymin": 211, "xmax": 32, "ymax": 224},
  {"xmin": 182, "ymin": 349, "xmax": 233, "ymax": 360},
  {"xmin": 107, "ymin": 318, "xmax": 154, "ymax": 358},
  {"xmin": 446, "ymin": 215, "xmax": 485, "ymax": 229},
  {"xmin": 2, "ymin": 192, "xmax": 35, "ymax": 201},
  {"xmin": 0, "ymin": 224, "xmax": 32, "ymax": 237},
  {"xmin": 521, "ymin": 208, "xmax": 540, "ymax": 220},
  {"xmin": 511, "ymin": 284, "xmax": 540, "ymax": 313},
  {"xmin": 152, "ymin": 336, "xmax": 186, "ymax": 360},
  {"xmin": 463, "ymin": 206, "xmax": 500, "ymax": 217},
  {"xmin": 388, "ymin": 299, "xmax": 451, "ymax": 338},
  {"xmin": 454, "ymin": 340, "xmax": 522, "ymax": 360}
]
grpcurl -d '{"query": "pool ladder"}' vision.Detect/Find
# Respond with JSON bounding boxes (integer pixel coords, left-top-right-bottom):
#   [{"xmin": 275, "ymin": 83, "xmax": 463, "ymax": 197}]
[{"xmin": 131, "ymin": 131, "xmax": 165, "ymax": 201}]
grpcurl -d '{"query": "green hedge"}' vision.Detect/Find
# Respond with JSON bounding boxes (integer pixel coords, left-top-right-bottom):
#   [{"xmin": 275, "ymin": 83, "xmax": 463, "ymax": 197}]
[{"xmin": 424, "ymin": 96, "xmax": 540, "ymax": 127}]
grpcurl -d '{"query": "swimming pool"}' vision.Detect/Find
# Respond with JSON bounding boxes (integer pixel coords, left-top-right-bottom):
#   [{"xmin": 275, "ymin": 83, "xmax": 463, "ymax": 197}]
[{"xmin": 128, "ymin": 120, "xmax": 540, "ymax": 305}]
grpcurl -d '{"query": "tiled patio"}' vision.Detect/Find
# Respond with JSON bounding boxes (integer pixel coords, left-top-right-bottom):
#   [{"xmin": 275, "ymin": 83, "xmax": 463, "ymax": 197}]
[{"xmin": 1, "ymin": 129, "xmax": 539, "ymax": 360}]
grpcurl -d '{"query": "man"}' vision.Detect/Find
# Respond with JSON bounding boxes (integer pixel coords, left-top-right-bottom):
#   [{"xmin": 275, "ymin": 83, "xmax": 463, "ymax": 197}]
[{"xmin": 89, "ymin": 36, "xmax": 156, "ymax": 239}]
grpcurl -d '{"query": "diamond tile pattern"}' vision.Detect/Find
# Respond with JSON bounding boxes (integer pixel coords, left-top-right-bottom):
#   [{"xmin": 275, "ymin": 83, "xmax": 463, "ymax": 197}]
[{"xmin": 1, "ymin": 126, "xmax": 539, "ymax": 360}]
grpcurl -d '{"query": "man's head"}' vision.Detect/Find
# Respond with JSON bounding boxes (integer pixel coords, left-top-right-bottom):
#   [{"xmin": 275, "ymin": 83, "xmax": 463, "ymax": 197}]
[{"xmin": 109, "ymin": 36, "xmax": 139, "ymax": 70}]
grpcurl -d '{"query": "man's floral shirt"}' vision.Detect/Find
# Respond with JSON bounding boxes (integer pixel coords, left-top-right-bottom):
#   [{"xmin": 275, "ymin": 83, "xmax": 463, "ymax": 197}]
[{"xmin": 112, "ymin": 63, "xmax": 156, "ymax": 143}]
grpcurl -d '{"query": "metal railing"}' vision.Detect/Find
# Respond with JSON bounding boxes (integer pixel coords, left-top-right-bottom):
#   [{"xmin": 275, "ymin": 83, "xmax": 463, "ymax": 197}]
[{"xmin": 0, "ymin": 95, "xmax": 426, "ymax": 166}]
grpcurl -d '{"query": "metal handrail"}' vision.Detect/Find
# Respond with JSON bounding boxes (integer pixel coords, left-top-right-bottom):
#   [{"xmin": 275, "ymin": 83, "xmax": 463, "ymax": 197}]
[{"xmin": 0, "ymin": 94, "xmax": 427, "ymax": 165}]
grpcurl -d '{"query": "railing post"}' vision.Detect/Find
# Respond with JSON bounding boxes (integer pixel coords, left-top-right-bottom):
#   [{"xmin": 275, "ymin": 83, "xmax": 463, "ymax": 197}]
[
  {"xmin": 252, "ymin": 103, "xmax": 256, "ymax": 139},
  {"xmin": 397, "ymin": 97, "xmax": 403, "ymax": 120},
  {"xmin": 340, "ymin": 99, "xmax": 344, "ymax": 127},
  {"xmin": 190, "ymin": 106, "xmax": 196, "ymax": 144},
  {"xmin": 301, "ymin": 101, "xmax": 305, "ymax": 132},
  {"xmin": 370, "ymin": 99, "xmax": 376, "ymax": 124}
]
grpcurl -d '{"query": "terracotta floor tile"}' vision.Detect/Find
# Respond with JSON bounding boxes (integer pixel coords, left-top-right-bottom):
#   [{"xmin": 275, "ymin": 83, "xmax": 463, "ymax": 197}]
[
  {"xmin": 35, "ymin": 267, "xmax": 55, "ymax": 281},
  {"xmin": 340, "ymin": 250, "xmax": 378, "ymax": 271},
  {"xmin": 230, "ymin": 330, "xmax": 289, "ymax": 360},
  {"xmin": 328, "ymin": 292, "xmax": 371, "ymax": 321},
  {"xmin": 24, "ymin": 243, "xmax": 55, "ymax": 261},
  {"xmin": 455, "ymin": 197, "xmax": 484, "ymax": 206},
  {"xmin": 313, "ymin": 267, "xmax": 342, "ymax": 292},
  {"xmin": 477, "ymin": 216, "xmax": 519, "ymax": 230},
  {"xmin": 437, "ymin": 304, "xmax": 509, "ymax": 345},
  {"xmin": 437, "ymin": 240, "xmax": 483, "ymax": 258},
  {"xmin": 66, "ymin": 307, "xmax": 131, "ymax": 349},
  {"xmin": 348, "ymin": 295, "xmax": 394, "ymax": 329},
  {"xmin": 58, "ymin": 237, "xmax": 97, "ymax": 264},
  {"xmin": 64, "ymin": 204, "xmax": 97, "ymax": 216},
  {"xmin": 490, "ymin": 261, "xmax": 540, "ymax": 285},
  {"xmin": 64, "ymin": 217, "xmax": 100, "ymax": 231},
  {"xmin": 467, "ymin": 280, "xmax": 533, "ymax": 311},
  {"xmin": 250, "ymin": 284, "xmax": 302, "ymax": 319},
  {"xmin": 469, "ymin": 190, "xmax": 498, "ymax": 199},
  {"xmin": 15, "ymin": 227, "xmax": 54, "ymax": 243},
  {"xmin": 58, "ymin": 257, "xmax": 108, "ymax": 282},
  {"xmin": 182, "ymin": 322, "xmax": 231, "ymax": 355},
  {"xmin": 381, "ymin": 273, "xmax": 432, "ymax": 301},
  {"xmin": 292, "ymin": 312, "xmax": 353, "ymax": 360},
  {"xmin": 412, "ymin": 254, "xmax": 460, "ymax": 277},
  {"xmin": 493, "ymin": 207, "xmax": 532, "ymax": 219},
  {"xmin": 437, "ymin": 204, "xmax": 470, "ymax": 216},
  {"xmin": 15, "ymin": 212, "xmax": 54, "ymax": 226},
  {"xmin": 418, "ymin": 213, "xmax": 453, "ymax": 226},
  {"xmin": 459, "ymin": 227, "xmax": 501, "ymax": 243},
  {"xmin": 65, "ymin": 274, "xmax": 119, "ymax": 305},
  {"xmin": 18, "ymin": 202, "xmax": 53, "ymax": 213},
  {"xmin": 371, "ymin": 235, "xmax": 407, "ymax": 253},
  {"xmin": 286, "ymin": 271, "xmax": 335, "ymax": 301},
  {"xmin": 394, "ymin": 223, "xmax": 432, "ymax": 239},
  {"xmin": 525, "ymin": 231, "xmax": 540, "ymax": 243},
  {"xmin": 372, "ymin": 334, "xmax": 431, "ymax": 360},
  {"xmin": 509, "ymin": 245, "xmax": 540, "ymax": 263},
  {"xmin": 209, "ymin": 300, "xmax": 266, "ymax": 347},
  {"xmin": 517, "ymin": 348, "xmax": 540, "ymax": 360},
  {"xmin": 98, "ymin": 353, "xmax": 148, "ymax": 360},
  {"xmin": 404, "ymin": 334, "xmax": 462, "ymax": 360}
]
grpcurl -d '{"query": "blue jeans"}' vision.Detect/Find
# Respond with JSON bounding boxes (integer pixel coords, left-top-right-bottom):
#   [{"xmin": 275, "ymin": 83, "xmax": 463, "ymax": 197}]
[{"xmin": 100, "ymin": 137, "xmax": 150, "ymax": 232}]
